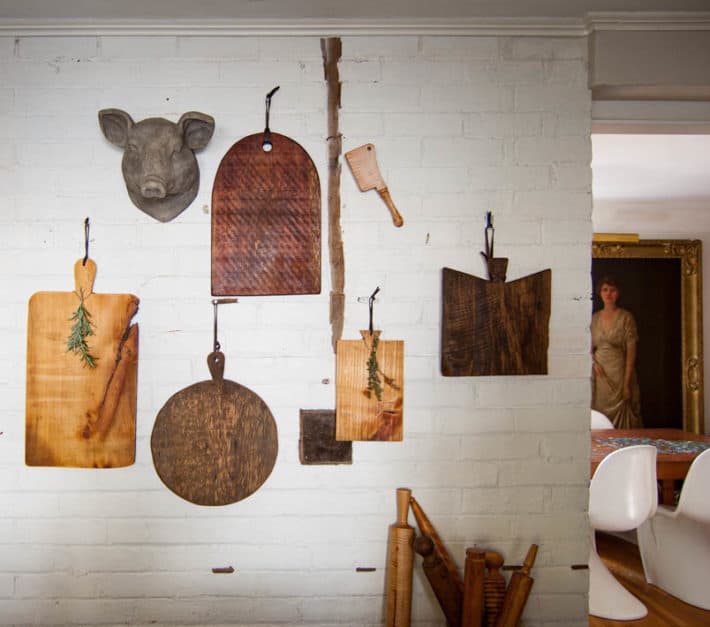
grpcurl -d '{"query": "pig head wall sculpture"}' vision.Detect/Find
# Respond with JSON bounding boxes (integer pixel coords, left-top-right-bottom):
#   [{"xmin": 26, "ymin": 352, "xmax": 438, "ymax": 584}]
[{"xmin": 99, "ymin": 109, "xmax": 215, "ymax": 222}]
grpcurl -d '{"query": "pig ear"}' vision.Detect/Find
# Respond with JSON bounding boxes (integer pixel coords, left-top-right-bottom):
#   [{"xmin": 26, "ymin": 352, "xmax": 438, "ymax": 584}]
[
  {"xmin": 98, "ymin": 109, "xmax": 134, "ymax": 148},
  {"xmin": 178, "ymin": 112, "xmax": 215, "ymax": 151}
]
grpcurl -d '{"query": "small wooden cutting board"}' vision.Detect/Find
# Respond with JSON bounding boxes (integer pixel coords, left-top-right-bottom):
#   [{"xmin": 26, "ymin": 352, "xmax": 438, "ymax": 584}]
[
  {"xmin": 336, "ymin": 331, "xmax": 404, "ymax": 441},
  {"xmin": 25, "ymin": 259, "xmax": 139, "ymax": 468},
  {"xmin": 211, "ymin": 132, "xmax": 321, "ymax": 296}
]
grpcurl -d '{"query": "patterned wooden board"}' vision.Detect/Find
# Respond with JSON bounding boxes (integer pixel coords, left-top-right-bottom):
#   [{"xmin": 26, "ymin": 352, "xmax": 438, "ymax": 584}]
[
  {"xmin": 336, "ymin": 331, "xmax": 404, "ymax": 441},
  {"xmin": 211, "ymin": 132, "xmax": 321, "ymax": 296},
  {"xmin": 441, "ymin": 267, "xmax": 551, "ymax": 376}
]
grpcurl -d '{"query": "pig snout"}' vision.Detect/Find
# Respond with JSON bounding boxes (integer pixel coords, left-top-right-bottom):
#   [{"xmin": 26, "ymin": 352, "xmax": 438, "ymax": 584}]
[{"xmin": 140, "ymin": 175, "xmax": 167, "ymax": 199}]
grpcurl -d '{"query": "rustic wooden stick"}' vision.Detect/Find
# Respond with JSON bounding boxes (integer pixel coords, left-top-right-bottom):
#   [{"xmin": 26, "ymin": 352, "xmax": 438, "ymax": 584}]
[
  {"xmin": 462, "ymin": 548, "xmax": 486, "ymax": 627},
  {"xmin": 385, "ymin": 488, "xmax": 415, "ymax": 627},
  {"xmin": 495, "ymin": 544, "xmax": 538, "ymax": 627},
  {"xmin": 413, "ymin": 535, "xmax": 462, "ymax": 627},
  {"xmin": 409, "ymin": 496, "xmax": 464, "ymax": 594},
  {"xmin": 321, "ymin": 37, "xmax": 345, "ymax": 353}
]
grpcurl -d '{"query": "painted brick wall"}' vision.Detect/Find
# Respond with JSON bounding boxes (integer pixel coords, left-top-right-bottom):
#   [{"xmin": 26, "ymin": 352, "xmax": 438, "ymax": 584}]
[{"xmin": 0, "ymin": 31, "xmax": 592, "ymax": 626}]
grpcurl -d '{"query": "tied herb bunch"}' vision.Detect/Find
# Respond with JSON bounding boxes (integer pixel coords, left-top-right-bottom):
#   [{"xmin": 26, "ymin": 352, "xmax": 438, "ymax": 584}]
[
  {"xmin": 66, "ymin": 289, "xmax": 98, "ymax": 368},
  {"xmin": 364, "ymin": 335, "xmax": 400, "ymax": 401}
]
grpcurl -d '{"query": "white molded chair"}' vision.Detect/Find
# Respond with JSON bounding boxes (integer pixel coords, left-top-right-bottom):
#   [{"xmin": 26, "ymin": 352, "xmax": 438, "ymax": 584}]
[
  {"xmin": 589, "ymin": 445, "xmax": 658, "ymax": 620},
  {"xmin": 637, "ymin": 447, "xmax": 710, "ymax": 609},
  {"xmin": 591, "ymin": 409, "xmax": 614, "ymax": 429}
]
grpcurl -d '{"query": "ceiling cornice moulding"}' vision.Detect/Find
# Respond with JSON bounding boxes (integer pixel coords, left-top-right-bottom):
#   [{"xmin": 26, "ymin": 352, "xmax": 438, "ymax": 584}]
[{"xmin": 0, "ymin": 12, "xmax": 708, "ymax": 38}]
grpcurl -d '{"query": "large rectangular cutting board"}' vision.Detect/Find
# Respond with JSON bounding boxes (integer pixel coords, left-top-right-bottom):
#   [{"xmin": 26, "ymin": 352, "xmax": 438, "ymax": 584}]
[{"xmin": 25, "ymin": 259, "xmax": 139, "ymax": 468}]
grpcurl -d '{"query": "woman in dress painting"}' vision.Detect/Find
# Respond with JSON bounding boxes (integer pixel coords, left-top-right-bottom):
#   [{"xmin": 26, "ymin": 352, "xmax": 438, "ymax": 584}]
[{"xmin": 591, "ymin": 276, "xmax": 642, "ymax": 428}]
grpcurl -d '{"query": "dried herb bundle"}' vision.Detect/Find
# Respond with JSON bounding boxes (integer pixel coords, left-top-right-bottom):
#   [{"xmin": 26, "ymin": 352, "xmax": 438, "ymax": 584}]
[
  {"xmin": 66, "ymin": 289, "xmax": 97, "ymax": 368},
  {"xmin": 365, "ymin": 335, "xmax": 383, "ymax": 400}
]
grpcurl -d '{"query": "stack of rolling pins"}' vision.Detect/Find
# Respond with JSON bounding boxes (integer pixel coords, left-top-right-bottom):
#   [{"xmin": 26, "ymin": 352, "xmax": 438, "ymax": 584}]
[{"xmin": 383, "ymin": 492, "xmax": 537, "ymax": 627}]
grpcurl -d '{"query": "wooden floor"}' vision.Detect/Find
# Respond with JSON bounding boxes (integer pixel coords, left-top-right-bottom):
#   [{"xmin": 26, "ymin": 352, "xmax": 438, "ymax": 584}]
[{"xmin": 590, "ymin": 532, "xmax": 709, "ymax": 627}]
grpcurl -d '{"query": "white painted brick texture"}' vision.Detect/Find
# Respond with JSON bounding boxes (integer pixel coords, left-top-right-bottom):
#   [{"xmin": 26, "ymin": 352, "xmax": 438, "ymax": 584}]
[{"xmin": 0, "ymin": 32, "xmax": 591, "ymax": 626}]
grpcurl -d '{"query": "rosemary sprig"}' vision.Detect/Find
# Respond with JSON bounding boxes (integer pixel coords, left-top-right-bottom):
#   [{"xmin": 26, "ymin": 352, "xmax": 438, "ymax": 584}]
[
  {"xmin": 365, "ymin": 335, "xmax": 383, "ymax": 400},
  {"xmin": 66, "ymin": 289, "xmax": 97, "ymax": 368}
]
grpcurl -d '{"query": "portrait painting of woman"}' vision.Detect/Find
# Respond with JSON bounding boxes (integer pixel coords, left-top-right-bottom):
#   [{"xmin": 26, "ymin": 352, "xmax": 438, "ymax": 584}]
[{"xmin": 591, "ymin": 276, "xmax": 643, "ymax": 428}]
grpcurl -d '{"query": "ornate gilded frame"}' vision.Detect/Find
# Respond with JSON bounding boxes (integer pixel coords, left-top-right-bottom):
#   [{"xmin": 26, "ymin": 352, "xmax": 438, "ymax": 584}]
[{"xmin": 592, "ymin": 238, "xmax": 704, "ymax": 433}]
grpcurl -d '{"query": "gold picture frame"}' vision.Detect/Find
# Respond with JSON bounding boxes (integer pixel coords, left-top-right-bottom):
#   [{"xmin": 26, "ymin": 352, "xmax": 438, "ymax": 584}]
[{"xmin": 592, "ymin": 238, "xmax": 703, "ymax": 433}]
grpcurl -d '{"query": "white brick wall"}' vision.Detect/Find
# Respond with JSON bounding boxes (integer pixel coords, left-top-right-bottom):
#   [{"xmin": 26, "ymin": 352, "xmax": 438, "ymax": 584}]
[{"xmin": 0, "ymin": 30, "xmax": 592, "ymax": 626}]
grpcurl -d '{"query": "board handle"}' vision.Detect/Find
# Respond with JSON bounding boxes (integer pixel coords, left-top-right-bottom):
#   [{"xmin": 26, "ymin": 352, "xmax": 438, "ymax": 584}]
[
  {"xmin": 74, "ymin": 258, "xmax": 97, "ymax": 297},
  {"xmin": 207, "ymin": 351, "xmax": 225, "ymax": 382},
  {"xmin": 377, "ymin": 188, "xmax": 404, "ymax": 228}
]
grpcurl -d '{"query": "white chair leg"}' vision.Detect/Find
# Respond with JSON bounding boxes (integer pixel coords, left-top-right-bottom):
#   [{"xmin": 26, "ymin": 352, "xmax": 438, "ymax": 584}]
[{"xmin": 589, "ymin": 541, "xmax": 648, "ymax": 620}]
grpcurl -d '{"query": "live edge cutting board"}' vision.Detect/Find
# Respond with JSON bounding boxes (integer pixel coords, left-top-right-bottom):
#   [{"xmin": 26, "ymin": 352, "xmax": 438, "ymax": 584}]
[
  {"xmin": 211, "ymin": 132, "xmax": 321, "ymax": 296},
  {"xmin": 336, "ymin": 331, "xmax": 404, "ymax": 441},
  {"xmin": 25, "ymin": 259, "xmax": 139, "ymax": 468}
]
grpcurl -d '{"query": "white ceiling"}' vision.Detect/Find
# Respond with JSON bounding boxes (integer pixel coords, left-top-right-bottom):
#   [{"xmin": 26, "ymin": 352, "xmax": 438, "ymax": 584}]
[
  {"xmin": 1, "ymin": 0, "xmax": 709, "ymax": 20},
  {"xmin": 592, "ymin": 134, "xmax": 710, "ymax": 211}
]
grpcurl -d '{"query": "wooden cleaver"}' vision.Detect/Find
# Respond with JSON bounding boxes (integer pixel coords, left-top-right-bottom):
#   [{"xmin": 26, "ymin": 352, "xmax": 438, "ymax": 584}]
[{"xmin": 345, "ymin": 143, "xmax": 404, "ymax": 227}]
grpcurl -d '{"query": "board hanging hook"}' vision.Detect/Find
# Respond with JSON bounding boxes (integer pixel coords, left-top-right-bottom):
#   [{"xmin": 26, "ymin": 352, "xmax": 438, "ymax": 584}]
[
  {"xmin": 368, "ymin": 286, "xmax": 380, "ymax": 336},
  {"xmin": 82, "ymin": 217, "xmax": 90, "ymax": 266},
  {"xmin": 212, "ymin": 298, "xmax": 238, "ymax": 352},
  {"xmin": 483, "ymin": 211, "xmax": 494, "ymax": 259},
  {"xmin": 262, "ymin": 85, "xmax": 280, "ymax": 152}
]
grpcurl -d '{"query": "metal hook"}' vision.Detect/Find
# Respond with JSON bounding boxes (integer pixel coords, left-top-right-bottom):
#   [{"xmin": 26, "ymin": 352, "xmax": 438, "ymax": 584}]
[
  {"xmin": 262, "ymin": 85, "xmax": 280, "ymax": 152},
  {"xmin": 82, "ymin": 217, "xmax": 90, "ymax": 266},
  {"xmin": 368, "ymin": 286, "xmax": 380, "ymax": 335},
  {"xmin": 212, "ymin": 298, "xmax": 238, "ymax": 352},
  {"xmin": 484, "ymin": 211, "xmax": 494, "ymax": 259}
]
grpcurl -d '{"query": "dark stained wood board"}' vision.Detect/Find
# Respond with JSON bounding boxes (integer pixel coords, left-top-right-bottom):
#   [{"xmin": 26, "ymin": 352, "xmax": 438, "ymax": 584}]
[
  {"xmin": 441, "ymin": 267, "xmax": 551, "ymax": 376},
  {"xmin": 336, "ymin": 331, "xmax": 404, "ymax": 442},
  {"xmin": 25, "ymin": 259, "xmax": 139, "ymax": 468},
  {"xmin": 299, "ymin": 409, "xmax": 352, "ymax": 465},
  {"xmin": 151, "ymin": 351, "xmax": 278, "ymax": 506},
  {"xmin": 211, "ymin": 132, "xmax": 321, "ymax": 296}
]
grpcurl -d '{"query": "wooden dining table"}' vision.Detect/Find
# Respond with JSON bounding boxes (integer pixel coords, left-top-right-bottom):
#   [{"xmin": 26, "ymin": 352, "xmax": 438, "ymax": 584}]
[{"xmin": 591, "ymin": 428, "xmax": 710, "ymax": 505}]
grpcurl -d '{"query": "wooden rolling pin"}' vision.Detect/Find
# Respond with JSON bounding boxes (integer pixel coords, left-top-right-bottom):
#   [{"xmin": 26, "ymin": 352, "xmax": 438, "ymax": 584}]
[
  {"xmin": 484, "ymin": 551, "xmax": 506, "ymax": 627},
  {"xmin": 495, "ymin": 544, "xmax": 538, "ymax": 627},
  {"xmin": 413, "ymin": 535, "xmax": 462, "ymax": 627},
  {"xmin": 461, "ymin": 547, "xmax": 486, "ymax": 627},
  {"xmin": 409, "ymin": 496, "xmax": 464, "ymax": 594},
  {"xmin": 385, "ymin": 488, "xmax": 415, "ymax": 627}
]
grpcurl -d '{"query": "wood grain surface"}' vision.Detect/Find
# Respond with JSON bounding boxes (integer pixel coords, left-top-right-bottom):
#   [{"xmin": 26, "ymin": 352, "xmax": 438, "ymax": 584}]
[
  {"xmin": 441, "ymin": 267, "xmax": 551, "ymax": 376},
  {"xmin": 299, "ymin": 409, "xmax": 352, "ymax": 465},
  {"xmin": 211, "ymin": 132, "xmax": 321, "ymax": 296},
  {"xmin": 25, "ymin": 259, "xmax": 139, "ymax": 468},
  {"xmin": 151, "ymin": 351, "xmax": 278, "ymax": 506},
  {"xmin": 335, "ymin": 331, "xmax": 403, "ymax": 441},
  {"xmin": 384, "ymin": 488, "xmax": 415, "ymax": 627}
]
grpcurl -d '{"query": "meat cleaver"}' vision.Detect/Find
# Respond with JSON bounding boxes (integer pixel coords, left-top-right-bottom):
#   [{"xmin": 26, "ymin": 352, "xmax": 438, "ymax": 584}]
[{"xmin": 345, "ymin": 143, "xmax": 404, "ymax": 227}]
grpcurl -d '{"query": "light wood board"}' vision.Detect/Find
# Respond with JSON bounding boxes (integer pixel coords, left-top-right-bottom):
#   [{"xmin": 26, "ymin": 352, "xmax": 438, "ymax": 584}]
[
  {"xmin": 25, "ymin": 259, "xmax": 139, "ymax": 468},
  {"xmin": 336, "ymin": 331, "xmax": 403, "ymax": 441}
]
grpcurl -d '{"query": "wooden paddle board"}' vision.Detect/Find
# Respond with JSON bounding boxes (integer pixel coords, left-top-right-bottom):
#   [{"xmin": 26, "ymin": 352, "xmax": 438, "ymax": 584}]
[
  {"xmin": 336, "ymin": 330, "xmax": 404, "ymax": 441},
  {"xmin": 211, "ymin": 132, "xmax": 321, "ymax": 296},
  {"xmin": 25, "ymin": 259, "xmax": 139, "ymax": 468},
  {"xmin": 441, "ymin": 267, "xmax": 551, "ymax": 376},
  {"xmin": 151, "ymin": 351, "xmax": 278, "ymax": 506}
]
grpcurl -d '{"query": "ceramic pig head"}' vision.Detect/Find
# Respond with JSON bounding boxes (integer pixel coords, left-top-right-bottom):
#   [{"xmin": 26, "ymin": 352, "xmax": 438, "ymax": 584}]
[{"xmin": 99, "ymin": 109, "xmax": 215, "ymax": 222}]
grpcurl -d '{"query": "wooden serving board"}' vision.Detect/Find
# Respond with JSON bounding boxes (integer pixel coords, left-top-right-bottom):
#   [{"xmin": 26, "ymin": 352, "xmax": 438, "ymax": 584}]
[
  {"xmin": 336, "ymin": 331, "xmax": 404, "ymax": 441},
  {"xmin": 211, "ymin": 132, "xmax": 321, "ymax": 296},
  {"xmin": 151, "ymin": 351, "xmax": 278, "ymax": 506},
  {"xmin": 441, "ymin": 267, "xmax": 551, "ymax": 376},
  {"xmin": 25, "ymin": 259, "xmax": 139, "ymax": 468}
]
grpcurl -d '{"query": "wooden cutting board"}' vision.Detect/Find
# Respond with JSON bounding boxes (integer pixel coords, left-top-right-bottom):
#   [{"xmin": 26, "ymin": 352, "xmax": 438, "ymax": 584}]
[
  {"xmin": 336, "ymin": 331, "xmax": 404, "ymax": 441},
  {"xmin": 211, "ymin": 132, "xmax": 321, "ymax": 296},
  {"xmin": 151, "ymin": 351, "xmax": 278, "ymax": 506},
  {"xmin": 441, "ymin": 267, "xmax": 551, "ymax": 376},
  {"xmin": 25, "ymin": 259, "xmax": 139, "ymax": 467}
]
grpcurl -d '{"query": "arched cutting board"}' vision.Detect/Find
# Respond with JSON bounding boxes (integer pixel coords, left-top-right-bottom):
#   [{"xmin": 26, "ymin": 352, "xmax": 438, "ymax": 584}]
[{"xmin": 211, "ymin": 132, "xmax": 321, "ymax": 296}]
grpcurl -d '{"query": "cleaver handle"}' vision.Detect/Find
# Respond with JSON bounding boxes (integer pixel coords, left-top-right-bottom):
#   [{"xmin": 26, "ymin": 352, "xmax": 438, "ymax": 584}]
[{"xmin": 377, "ymin": 187, "xmax": 404, "ymax": 228}]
